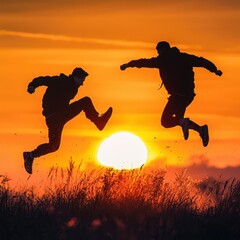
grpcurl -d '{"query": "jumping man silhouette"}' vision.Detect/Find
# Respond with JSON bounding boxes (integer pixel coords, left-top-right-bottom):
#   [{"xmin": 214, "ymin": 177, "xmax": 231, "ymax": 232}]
[
  {"xmin": 23, "ymin": 68, "xmax": 112, "ymax": 174},
  {"xmin": 120, "ymin": 41, "xmax": 222, "ymax": 147}
]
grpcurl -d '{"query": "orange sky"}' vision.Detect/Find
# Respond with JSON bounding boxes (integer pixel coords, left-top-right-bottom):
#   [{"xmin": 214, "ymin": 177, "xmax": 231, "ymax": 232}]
[{"xmin": 0, "ymin": 0, "xmax": 240, "ymax": 184}]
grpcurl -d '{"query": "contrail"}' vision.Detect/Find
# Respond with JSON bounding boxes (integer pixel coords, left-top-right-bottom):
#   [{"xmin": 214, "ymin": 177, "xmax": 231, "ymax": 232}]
[{"xmin": 0, "ymin": 29, "xmax": 154, "ymax": 48}]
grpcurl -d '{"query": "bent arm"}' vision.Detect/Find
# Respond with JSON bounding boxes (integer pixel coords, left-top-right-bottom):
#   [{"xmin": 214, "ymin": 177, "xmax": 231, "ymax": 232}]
[
  {"xmin": 120, "ymin": 57, "xmax": 159, "ymax": 70},
  {"xmin": 27, "ymin": 76, "xmax": 57, "ymax": 94},
  {"xmin": 28, "ymin": 76, "xmax": 55, "ymax": 89},
  {"xmin": 190, "ymin": 54, "xmax": 222, "ymax": 76},
  {"xmin": 197, "ymin": 57, "xmax": 217, "ymax": 72}
]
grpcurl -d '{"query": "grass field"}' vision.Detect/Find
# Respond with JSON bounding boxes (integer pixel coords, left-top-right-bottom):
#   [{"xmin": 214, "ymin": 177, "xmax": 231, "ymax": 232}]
[{"xmin": 0, "ymin": 161, "xmax": 240, "ymax": 240}]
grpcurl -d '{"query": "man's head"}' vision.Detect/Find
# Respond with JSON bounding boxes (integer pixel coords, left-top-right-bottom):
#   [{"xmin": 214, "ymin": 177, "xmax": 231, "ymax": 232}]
[
  {"xmin": 156, "ymin": 41, "xmax": 170, "ymax": 55},
  {"xmin": 71, "ymin": 67, "xmax": 89, "ymax": 87}
]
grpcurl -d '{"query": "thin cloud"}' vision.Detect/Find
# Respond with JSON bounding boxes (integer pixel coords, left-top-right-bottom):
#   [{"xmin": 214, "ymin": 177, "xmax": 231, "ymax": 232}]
[
  {"xmin": 148, "ymin": 156, "xmax": 240, "ymax": 181},
  {"xmin": 1, "ymin": 0, "xmax": 240, "ymax": 13},
  {"xmin": 0, "ymin": 29, "xmax": 154, "ymax": 49}
]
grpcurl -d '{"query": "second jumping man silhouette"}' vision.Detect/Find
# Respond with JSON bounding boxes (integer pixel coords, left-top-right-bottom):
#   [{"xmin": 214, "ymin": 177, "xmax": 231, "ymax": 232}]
[{"xmin": 121, "ymin": 41, "xmax": 222, "ymax": 147}]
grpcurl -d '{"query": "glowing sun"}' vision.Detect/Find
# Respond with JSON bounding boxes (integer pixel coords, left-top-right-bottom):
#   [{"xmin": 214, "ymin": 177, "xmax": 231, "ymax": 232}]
[{"xmin": 97, "ymin": 131, "xmax": 148, "ymax": 170}]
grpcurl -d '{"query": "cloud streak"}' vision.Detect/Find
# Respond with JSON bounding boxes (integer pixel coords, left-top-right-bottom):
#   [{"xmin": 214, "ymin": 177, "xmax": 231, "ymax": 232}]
[
  {"xmin": 0, "ymin": 29, "xmax": 154, "ymax": 49},
  {"xmin": 1, "ymin": 0, "xmax": 240, "ymax": 13},
  {"xmin": 148, "ymin": 156, "xmax": 240, "ymax": 181}
]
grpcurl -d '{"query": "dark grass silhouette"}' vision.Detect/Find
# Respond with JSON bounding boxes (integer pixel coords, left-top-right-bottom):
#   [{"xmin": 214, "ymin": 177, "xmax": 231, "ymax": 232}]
[{"xmin": 0, "ymin": 161, "xmax": 240, "ymax": 240}]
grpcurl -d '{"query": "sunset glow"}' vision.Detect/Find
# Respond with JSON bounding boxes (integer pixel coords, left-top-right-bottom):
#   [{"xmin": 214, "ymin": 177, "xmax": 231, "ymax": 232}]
[{"xmin": 97, "ymin": 132, "xmax": 148, "ymax": 170}]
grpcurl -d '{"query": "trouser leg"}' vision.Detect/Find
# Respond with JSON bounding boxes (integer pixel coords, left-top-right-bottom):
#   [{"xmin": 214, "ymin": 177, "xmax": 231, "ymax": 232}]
[
  {"xmin": 188, "ymin": 119, "xmax": 201, "ymax": 131},
  {"xmin": 161, "ymin": 94, "xmax": 196, "ymax": 129},
  {"xmin": 65, "ymin": 96, "xmax": 99, "ymax": 122},
  {"xmin": 65, "ymin": 96, "xmax": 112, "ymax": 131},
  {"xmin": 32, "ymin": 113, "xmax": 65, "ymax": 157},
  {"xmin": 161, "ymin": 95, "xmax": 186, "ymax": 128},
  {"xmin": 32, "ymin": 97, "xmax": 100, "ymax": 158},
  {"xmin": 33, "ymin": 125, "xmax": 63, "ymax": 157}
]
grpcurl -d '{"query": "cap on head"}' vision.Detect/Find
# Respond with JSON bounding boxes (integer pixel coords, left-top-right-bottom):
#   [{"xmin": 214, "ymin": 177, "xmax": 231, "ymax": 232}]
[
  {"xmin": 156, "ymin": 41, "xmax": 170, "ymax": 52},
  {"xmin": 72, "ymin": 67, "xmax": 89, "ymax": 78}
]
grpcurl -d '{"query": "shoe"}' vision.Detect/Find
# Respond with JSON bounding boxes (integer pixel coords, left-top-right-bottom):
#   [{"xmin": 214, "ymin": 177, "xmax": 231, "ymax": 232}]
[
  {"xmin": 23, "ymin": 152, "xmax": 34, "ymax": 174},
  {"xmin": 180, "ymin": 118, "xmax": 190, "ymax": 140},
  {"xmin": 199, "ymin": 125, "xmax": 209, "ymax": 147},
  {"xmin": 96, "ymin": 107, "xmax": 113, "ymax": 131}
]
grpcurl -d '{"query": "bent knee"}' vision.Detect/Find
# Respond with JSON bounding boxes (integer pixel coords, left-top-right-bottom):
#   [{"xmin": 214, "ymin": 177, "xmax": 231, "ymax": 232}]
[
  {"xmin": 161, "ymin": 117, "xmax": 175, "ymax": 128},
  {"xmin": 49, "ymin": 143, "xmax": 60, "ymax": 152},
  {"xmin": 80, "ymin": 96, "xmax": 92, "ymax": 104},
  {"xmin": 161, "ymin": 119, "xmax": 172, "ymax": 128}
]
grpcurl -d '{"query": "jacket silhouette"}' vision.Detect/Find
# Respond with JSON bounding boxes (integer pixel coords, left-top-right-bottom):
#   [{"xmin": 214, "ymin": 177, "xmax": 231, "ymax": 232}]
[{"xmin": 29, "ymin": 73, "xmax": 79, "ymax": 117}]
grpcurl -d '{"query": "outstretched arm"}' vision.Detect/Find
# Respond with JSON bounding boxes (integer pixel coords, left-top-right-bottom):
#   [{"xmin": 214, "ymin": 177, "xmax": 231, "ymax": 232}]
[
  {"xmin": 120, "ymin": 57, "xmax": 159, "ymax": 71},
  {"xmin": 199, "ymin": 57, "xmax": 223, "ymax": 76},
  {"xmin": 189, "ymin": 54, "xmax": 223, "ymax": 77}
]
